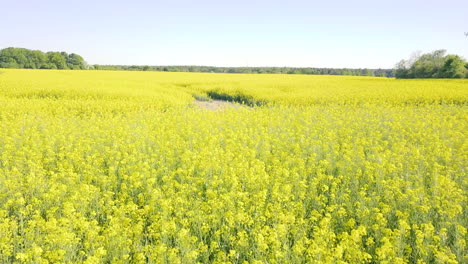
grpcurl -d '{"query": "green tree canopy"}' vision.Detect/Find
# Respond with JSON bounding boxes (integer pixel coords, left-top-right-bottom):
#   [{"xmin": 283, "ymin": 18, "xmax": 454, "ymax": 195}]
[
  {"xmin": 0, "ymin": 47, "xmax": 88, "ymax": 70},
  {"xmin": 394, "ymin": 50, "xmax": 467, "ymax": 78}
]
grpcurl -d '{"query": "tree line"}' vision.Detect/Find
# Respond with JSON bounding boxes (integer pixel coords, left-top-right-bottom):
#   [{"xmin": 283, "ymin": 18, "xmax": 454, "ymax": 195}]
[
  {"xmin": 1, "ymin": 47, "xmax": 467, "ymax": 78},
  {"xmin": 0, "ymin": 47, "xmax": 88, "ymax": 70},
  {"xmin": 0, "ymin": 47, "xmax": 393, "ymax": 77},
  {"xmin": 395, "ymin": 50, "xmax": 468, "ymax": 78},
  {"xmin": 93, "ymin": 64, "xmax": 394, "ymax": 77}
]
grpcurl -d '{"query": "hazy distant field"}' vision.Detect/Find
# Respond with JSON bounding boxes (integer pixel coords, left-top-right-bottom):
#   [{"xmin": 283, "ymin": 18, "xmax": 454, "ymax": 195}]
[{"xmin": 0, "ymin": 69, "xmax": 466, "ymax": 263}]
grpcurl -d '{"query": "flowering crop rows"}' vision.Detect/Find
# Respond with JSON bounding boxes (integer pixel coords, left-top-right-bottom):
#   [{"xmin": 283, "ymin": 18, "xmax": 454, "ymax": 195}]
[{"xmin": 0, "ymin": 69, "xmax": 466, "ymax": 263}]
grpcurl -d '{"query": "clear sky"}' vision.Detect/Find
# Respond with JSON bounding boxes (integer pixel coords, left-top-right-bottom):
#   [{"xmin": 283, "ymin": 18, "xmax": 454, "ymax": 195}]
[{"xmin": 2, "ymin": 0, "xmax": 467, "ymax": 68}]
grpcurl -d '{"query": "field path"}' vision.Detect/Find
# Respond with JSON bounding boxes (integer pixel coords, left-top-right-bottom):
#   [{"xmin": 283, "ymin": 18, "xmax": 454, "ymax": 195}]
[{"xmin": 194, "ymin": 99, "xmax": 243, "ymax": 110}]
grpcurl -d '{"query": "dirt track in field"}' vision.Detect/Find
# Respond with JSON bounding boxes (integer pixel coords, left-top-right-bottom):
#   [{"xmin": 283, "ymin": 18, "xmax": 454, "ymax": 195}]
[{"xmin": 194, "ymin": 99, "xmax": 243, "ymax": 111}]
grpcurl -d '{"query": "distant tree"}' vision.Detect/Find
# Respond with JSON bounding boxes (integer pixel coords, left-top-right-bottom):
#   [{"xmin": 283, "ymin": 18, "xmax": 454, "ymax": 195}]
[
  {"xmin": 409, "ymin": 50, "xmax": 446, "ymax": 78},
  {"xmin": 394, "ymin": 50, "xmax": 467, "ymax": 79},
  {"xmin": 394, "ymin": 60, "xmax": 409, "ymax": 78},
  {"xmin": 438, "ymin": 55, "xmax": 467, "ymax": 78},
  {"xmin": 0, "ymin": 57, "xmax": 19, "ymax": 68},
  {"xmin": 365, "ymin": 69, "xmax": 375, "ymax": 76},
  {"xmin": 29, "ymin": 50, "xmax": 47, "ymax": 69},
  {"xmin": 46, "ymin": 52, "xmax": 68, "ymax": 69},
  {"xmin": 44, "ymin": 63, "xmax": 58, "ymax": 69},
  {"xmin": 0, "ymin": 48, "xmax": 27, "ymax": 68},
  {"xmin": 66, "ymin": 53, "xmax": 86, "ymax": 69},
  {"xmin": 0, "ymin": 47, "xmax": 88, "ymax": 70}
]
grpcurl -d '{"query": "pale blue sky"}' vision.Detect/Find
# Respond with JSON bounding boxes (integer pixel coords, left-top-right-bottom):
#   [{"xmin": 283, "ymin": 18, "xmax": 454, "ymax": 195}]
[{"xmin": 2, "ymin": 0, "xmax": 467, "ymax": 68}]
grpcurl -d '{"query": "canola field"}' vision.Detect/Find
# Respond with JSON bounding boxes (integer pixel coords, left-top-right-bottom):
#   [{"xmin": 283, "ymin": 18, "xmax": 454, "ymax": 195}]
[{"xmin": 0, "ymin": 69, "xmax": 467, "ymax": 263}]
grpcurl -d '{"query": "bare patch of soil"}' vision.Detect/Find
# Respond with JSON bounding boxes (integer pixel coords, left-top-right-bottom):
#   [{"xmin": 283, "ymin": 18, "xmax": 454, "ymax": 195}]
[{"xmin": 194, "ymin": 99, "xmax": 243, "ymax": 111}]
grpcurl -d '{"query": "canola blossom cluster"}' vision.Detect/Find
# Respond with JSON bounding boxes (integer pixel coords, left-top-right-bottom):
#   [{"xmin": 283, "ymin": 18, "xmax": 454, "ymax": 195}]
[{"xmin": 0, "ymin": 69, "xmax": 467, "ymax": 263}]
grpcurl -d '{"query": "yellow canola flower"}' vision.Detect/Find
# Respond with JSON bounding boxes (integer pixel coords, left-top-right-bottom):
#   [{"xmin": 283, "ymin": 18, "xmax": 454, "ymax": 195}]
[{"xmin": 0, "ymin": 69, "xmax": 466, "ymax": 263}]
